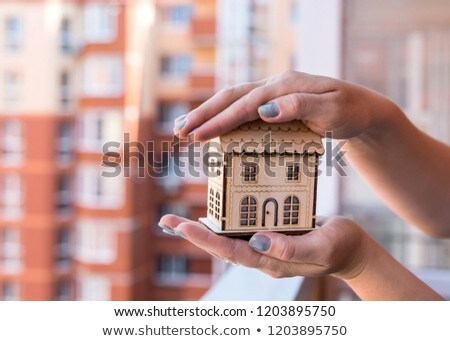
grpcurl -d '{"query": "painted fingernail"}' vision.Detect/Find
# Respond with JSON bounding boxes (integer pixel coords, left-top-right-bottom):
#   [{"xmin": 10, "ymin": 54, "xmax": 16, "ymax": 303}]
[
  {"xmin": 174, "ymin": 118, "xmax": 187, "ymax": 131},
  {"xmin": 174, "ymin": 114, "xmax": 187, "ymax": 123},
  {"xmin": 258, "ymin": 103, "xmax": 280, "ymax": 118},
  {"xmin": 158, "ymin": 224, "xmax": 177, "ymax": 236},
  {"xmin": 175, "ymin": 230, "xmax": 187, "ymax": 239},
  {"xmin": 249, "ymin": 235, "xmax": 271, "ymax": 252}
]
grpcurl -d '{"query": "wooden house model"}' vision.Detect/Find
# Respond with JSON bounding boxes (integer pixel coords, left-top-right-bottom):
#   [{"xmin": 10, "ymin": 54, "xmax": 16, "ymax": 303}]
[{"xmin": 199, "ymin": 119, "xmax": 324, "ymax": 237}]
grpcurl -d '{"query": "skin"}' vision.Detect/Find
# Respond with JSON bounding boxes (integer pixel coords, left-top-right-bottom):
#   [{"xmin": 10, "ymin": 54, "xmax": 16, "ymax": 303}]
[{"xmin": 161, "ymin": 70, "xmax": 448, "ymax": 300}]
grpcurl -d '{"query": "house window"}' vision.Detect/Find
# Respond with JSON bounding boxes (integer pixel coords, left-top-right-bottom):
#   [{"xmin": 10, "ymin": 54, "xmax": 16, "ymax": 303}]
[
  {"xmin": 79, "ymin": 110, "xmax": 122, "ymax": 151},
  {"xmin": 4, "ymin": 17, "xmax": 22, "ymax": 51},
  {"xmin": 0, "ymin": 174, "xmax": 22, "ymax": 219},
  {"xmin": 286, "ymin": 163, "xmax": 300, "ymax": 181},
  {"xmin": 242, "ymin": 162, "xmax": 258, "ymax": 182},
  {"xmin": 2, "ymin": 281, "xmax": 19, "ymax": 300},
  {"xmin": 157, "ymin": 255, "xmax": 188, "ymax": 285},
  {"xmin": 56, "ymin": 174, "xmax": 72, "ymax": 215},
  {"xmin": 82, "ymin": 55, "xmax": 123, "ymax": 97},
  {"xmin": 161, "ymin": 5, "xmax": 193, "ymax": 26},
  {"xmin": 240, "ymin": 196, "xmax": 257, "ymax": 226},
  {"xmin": 283, "ymin": 196, "xmax": 300, "ymax": 225},
  {"xmin": 214, "ymin": 192, "xmax": 221, "ymax": 220},
  {"xmin": 208, "ymin": 188, "xmax": 214, "ymax": 216},
  {"xmin": 60, "ymin": 18, "xmax": 73, "ymax": 53},
  {"xmin": 3, "ymin": 71, "xmax": 20, "ymax": 111},
  {"xmin": 56, "ymin": 280, "xmax": 71, "ymax": 301},
  {"xmin": 75, "ymin": 218, "xmax": 116, "ymax": 263},
  {"xmin": 158, "ymin": 102, "xmax": 189, "ymax": 132},
  {"xmin": 0, "ymin": 228, "xmax": 21, "ymax": 272},
  {"xmin": 161, "ymin": 55, "xmax": 192, "ymax": 78},
  {"xmin": 57, "ymin": 121, "xmax": 72, "ymax": 162},
  {"xmin": 84, "ymin": 4, "xmax": 118, "ymax": 43},
  {"xmin": 76, "ymin": 163, "xmax": 124, "ymax": 209},
  {"xmin": 1, "ymin": 119, "xmax": 23, "ymax": 165},
  {"xmin": 56, "ymin": 228, "xmax": 71, "ymax": 269},
  {"xmin": 77, "ymin": 275, "xmax": 110, "ymax": 301}
]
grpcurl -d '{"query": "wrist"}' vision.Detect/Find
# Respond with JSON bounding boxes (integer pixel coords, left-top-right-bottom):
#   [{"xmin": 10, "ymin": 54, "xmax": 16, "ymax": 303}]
[{"xmin": 331, "ymin": 227, "xmax": 374, "ymax": 281}]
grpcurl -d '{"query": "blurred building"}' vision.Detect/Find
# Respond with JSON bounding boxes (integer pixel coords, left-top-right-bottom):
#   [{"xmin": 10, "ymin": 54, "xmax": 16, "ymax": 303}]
[
  {"xmin": 0, "ymin": 0, "xmax": 217, "ymax": 301},
  {"xmin": 341, "ymin": 0, "xmax": 450, "ymax": 270},
  {"xmin": 217, "ymin": 0, "xmax": 300, "ymax": 85}
]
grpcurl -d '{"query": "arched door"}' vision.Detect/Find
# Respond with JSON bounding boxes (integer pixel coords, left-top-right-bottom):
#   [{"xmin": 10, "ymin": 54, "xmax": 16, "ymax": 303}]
[{"xmin": 262, "ymin": 198, "xmax": 278, "ymax": 228}]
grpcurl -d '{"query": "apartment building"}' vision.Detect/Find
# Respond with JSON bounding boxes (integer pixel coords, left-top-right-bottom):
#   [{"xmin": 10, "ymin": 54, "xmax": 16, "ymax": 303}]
[{"xmin": 0, "ymin": 0, "xmax": 217, "ymax": 301}]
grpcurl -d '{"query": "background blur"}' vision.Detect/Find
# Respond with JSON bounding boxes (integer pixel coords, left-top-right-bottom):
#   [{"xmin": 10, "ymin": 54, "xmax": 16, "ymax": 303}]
[{"xmin": 0, "ymin": 0, "xmax": 449, "ymax": 301}]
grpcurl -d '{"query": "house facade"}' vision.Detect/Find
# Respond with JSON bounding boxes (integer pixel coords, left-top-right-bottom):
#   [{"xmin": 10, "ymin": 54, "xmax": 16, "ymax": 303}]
[{"xmin": 200, "ymin": 120, "xmax": 324, "ymax": 236}]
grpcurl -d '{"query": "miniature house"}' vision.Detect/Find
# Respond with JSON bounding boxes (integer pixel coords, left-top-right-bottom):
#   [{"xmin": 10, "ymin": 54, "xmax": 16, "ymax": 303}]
[{"xmin": 199, "ymin": 119, "xmax": 324, "ymax": 237}]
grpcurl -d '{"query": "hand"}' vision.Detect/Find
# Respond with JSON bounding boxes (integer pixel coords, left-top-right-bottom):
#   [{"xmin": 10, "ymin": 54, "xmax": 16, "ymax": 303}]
[
  {"xmin": 158, "ymin": 214, "xmax": 371, "ymax": 280},
  {"xmin": 174, "ymin": 70, "xmax": 396, "ymax": 141}
]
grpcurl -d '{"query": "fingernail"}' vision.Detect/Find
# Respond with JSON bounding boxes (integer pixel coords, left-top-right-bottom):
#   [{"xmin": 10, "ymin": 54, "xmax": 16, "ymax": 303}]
[
  {"xmin": 249, "ymin": 235, "xmax": 271, "ymax": 252},
  {"xmin": 175, "ymin": 230, "xmax": 187, "ymax": 239},
  {"xmin": 258, "ymin": 103, "xmax": 280, "ymax": 118},
  {"xmin": 158, "ymin": 224, "xmax": 177, "ymax": 236},
  {"xmin": 174, "ymin": 118, "xmax": 187, "ymax": 131},
  {"xmin": 174, "ymin": 114, "xmax": 187, "ymax": 123}
]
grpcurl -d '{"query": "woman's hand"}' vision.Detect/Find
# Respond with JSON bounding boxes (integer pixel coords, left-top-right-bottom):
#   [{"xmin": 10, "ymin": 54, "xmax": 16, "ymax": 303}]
[
  {"xmin": 158, "ymin": 214, "xmax": 444, "ymax": 300},
  {"xmin": 174, "ymin": 70, "xmax": 397, "ymax": 141},
  {"xmin": 158, "ymin": 214, "xmax": 371, "ymax": 280}
]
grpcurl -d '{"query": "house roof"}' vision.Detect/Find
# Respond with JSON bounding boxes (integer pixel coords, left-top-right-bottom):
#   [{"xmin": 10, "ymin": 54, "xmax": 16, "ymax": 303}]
[{"xmin": 210, "ymin": 120, "xmax": 324, "ymax": 155}]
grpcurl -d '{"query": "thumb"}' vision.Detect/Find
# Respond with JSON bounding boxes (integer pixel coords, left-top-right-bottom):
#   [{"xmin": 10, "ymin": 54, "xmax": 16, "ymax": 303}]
[
  {"xmin": 257, "ymin": 93, "xmax": 323, "ymax": 122},
  {"xmin": 248, "ymin": 232, "xmax": 320, "ymax": 263}
]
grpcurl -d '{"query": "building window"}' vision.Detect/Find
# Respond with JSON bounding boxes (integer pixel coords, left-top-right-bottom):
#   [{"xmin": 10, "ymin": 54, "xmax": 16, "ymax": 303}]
[
  {"xmin": 214, "ymin": 192, "xmax": 221, "ymax": 220},
  {"xmin": 56, "ymin": 280, "xmax": 71, "ymax": 301},
  {"xmin": 60, "ymin": 72, "xmax": 71, "ymax": 111},
  {"xmin": 75, "ymin": 219, "xmax": 116, "ymax": 264},
  {"xmin": 283, "ymin": 196, "xmax": 300, "ymax": 225},
  {"xmin": 4, "ymin": 17, "xmax": 22, "ymax": 51},
  {"xmin": 1, "ymin": 119, "xmax": 23, "ymax": 165},
  {"xmin": 240, "ymin": 196, "xmax": 257, "ymax": 226},
  {"xmin": 57, "ymin": 121, "xmax": 72, "ymax": 162},
  {"xmin": 0, "ymin": 228, "xmax": 21, "ymax": 272},
  {"xmin": 158, "ymin": 102, "xmax": 189, "ymax": 132},
  {"xmin": 2, "ymin": 281, "xmax": 19, "ymax": 300},
  {"xmin": 60, "ymin": 18, "xmax": 73, "ymax": 53},
  {"xmin": 161, "ymin": 55, "xmax": 192, "ymax": 78},
  {"xmin": 77, "ymin": 275, "xmax": 110, "ymax": 301},
  {"xmin": 3, "ymin": 71, "xmax": 20, "ymax": 111},
  {"xmin": 157, "ymin": 255, "xmax": 188, "ymax": 284},
  {"xmin": 79, "ymin": 110, "xmax": 122, "ymax": 151},
  {"xmin": 157, "ymin": 152, "xmax": 182, "ymax": 193},
  {"xmin": 56, "ymin": 228, "xmax": 71, "ymax": 269},
  {"xmin": 208, "ymin": 188, "xmax": 214, "ymax": 216},
  {"xmin": 161, "ymin": 5, "xmax": 193, "ymax": 26},
  {"xmin": 76, "ymin": 164, "xmax": 124, "ymax": 209},
  {"xmin": 84, "ymin": 4, "xmax": 118, "ymax": 43},
  {"xmin": 56, "ymin": 174, "xmax": 71, "ymax": 215},
  {"xmin": 286, "ymin": 163, "xmax": 300, "ymax": 181},
  {"xmin": 0, "ymin": 174, "xmax": 22, "ymax": 220},
  {"xmin": 242, "ymin": 162, "xmax": 258, "ymax": 182},
  {"xmin": 82, "ymin": 55, "xmax": 123, "ymax": 97}
]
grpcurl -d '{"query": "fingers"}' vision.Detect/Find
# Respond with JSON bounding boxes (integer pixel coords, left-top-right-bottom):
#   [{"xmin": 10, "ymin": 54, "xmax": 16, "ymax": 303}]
[
  {"xmin": 176, "ymin": 80, "xmax": 266, "ymax": 139},
  {"xmin": 178, "ymin": 71, "xmax": 339, "ymax": 141},
  {"xmin": 248, "ymin": 231, "xmax": 324, "ymax": 263},
  {"xmin": 158, "ymin": 214, "xmax": 191, "ymax": 229},
  {"xmin": 257, "ymin": 91, "xmax": 338, "ymax": 125},
  {"xmin": 174, "ymin": 221, "xmax": 282, "ymax": 270}
]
